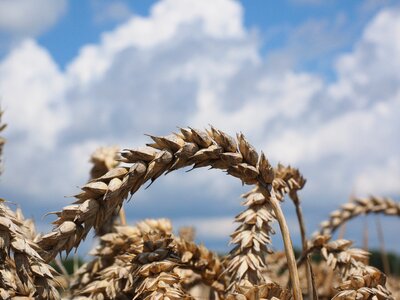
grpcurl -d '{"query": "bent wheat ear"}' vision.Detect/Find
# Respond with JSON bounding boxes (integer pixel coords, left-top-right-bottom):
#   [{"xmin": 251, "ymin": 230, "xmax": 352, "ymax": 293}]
[
  {"xmin": 319, "ymin": 196, "xmax": 400, "ymax": 236},
  {"xmin": 38, "ymin": 126, "xmax": 302, "ymax": 300}
]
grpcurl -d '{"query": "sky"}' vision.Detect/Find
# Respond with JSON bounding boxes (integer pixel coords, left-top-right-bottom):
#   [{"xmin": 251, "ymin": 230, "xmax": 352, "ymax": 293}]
[{"xmin": 0, "ymin": 0, "xmax": 399, "ymax": 256}]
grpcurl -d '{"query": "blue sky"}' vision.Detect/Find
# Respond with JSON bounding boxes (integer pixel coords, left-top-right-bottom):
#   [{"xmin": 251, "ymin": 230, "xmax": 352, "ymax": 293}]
[{"xmin": 0, "ymin": 0, "xmax": 399, "ymax": 256}]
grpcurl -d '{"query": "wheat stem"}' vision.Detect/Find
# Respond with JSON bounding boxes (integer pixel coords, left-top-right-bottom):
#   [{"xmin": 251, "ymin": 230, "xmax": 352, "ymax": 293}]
[
  {"xmin": 259, "ymin": 184, "xmax": 303, "ymax": 300},
  {"xmin": 375, "ymin": 215, "xmax": 391, "ymax": 275},
  {"xmin": 295, "ymin": 203, "xmax": 317, "ymax": 300}
]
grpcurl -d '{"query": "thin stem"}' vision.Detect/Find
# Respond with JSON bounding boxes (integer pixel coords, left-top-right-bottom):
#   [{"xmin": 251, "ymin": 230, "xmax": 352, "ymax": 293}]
[
  {"xmin": 73, "ymin": 252, "xmax": 79, "ymax": 274},
  {"xmin": 375, "ymin": 215, "xmax": 390, "ymax": 275},
  {"xmin": 338, "ymin": 222, "xmax": 346, "ymax": 239},
  {"xmin": 119, "ymin": 206, "xmax": 127, "ymax": 225},
  {"xmin": 295, "ymin": 203, "xmax": 317, "ymax": 300},
  {"xmin": 363, "ymin": 215, "xmax": 369, "ymax": 252},
  {"xmin": 259, "ymin": 184, "xmax": 302, "ymax": 300},
  {"xmin": 55, "ymin": 257, "xmax": 70, "ymax": 285}
]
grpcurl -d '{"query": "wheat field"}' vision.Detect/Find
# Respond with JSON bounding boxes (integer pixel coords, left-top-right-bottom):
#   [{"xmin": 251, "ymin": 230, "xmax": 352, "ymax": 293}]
[{"xmin": 0, "ymin": 112, "xmax": 399, "ymax": 300}]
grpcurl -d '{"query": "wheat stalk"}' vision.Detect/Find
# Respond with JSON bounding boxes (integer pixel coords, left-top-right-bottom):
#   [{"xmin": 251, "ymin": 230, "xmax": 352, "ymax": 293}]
[
  {"xmin": 274, "ymin": 165, "xmax": 317, "ymax": 299},
  {"xmin": 319, "ymin": 196, "xmax": 400, "ymax": 236},
  {"xmin": 37, "ymin": 126, "xmax": 303, "ymax": 299}
]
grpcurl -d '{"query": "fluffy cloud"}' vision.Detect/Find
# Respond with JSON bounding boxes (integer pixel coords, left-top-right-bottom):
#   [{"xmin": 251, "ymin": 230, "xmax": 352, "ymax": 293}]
[
  {"xmin": 91, "ymin": 1, "xmax": 133, "ymax": 24},
  {"xmin": 0, "ymin": 0, "xmax": 399, "ymax": 250},
  {"xmin": 0, "ymin": 0, "xmax": 66, "ymax": 38},
  {"xmin": 0, "ymin": 39, "xmax": 68, "ymax": 149}
]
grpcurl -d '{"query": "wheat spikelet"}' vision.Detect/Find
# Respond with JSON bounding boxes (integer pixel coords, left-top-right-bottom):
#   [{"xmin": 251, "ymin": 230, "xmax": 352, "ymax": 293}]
[
  {"xmin": 175, "ymin": 236, "xmax": 224, "ymax": 296},
  {"xmin": 130, "ymin": 232, "xmax": 193, "ymax": 300},
  {"xmin": 225, "ymin": 185, "xmax": 275, "ymax": 290},
  {"xmin": 89, "ymin": 146, "xmax": 122, "ymax": 236},
  {"xmin": 37, "ymin": 126, "xmax": 302, "ymax": 299},
  {"xmin": 0, "ymin": 199, "xmax": 59, "ymax": 299},
  {"xmin": 90, "ymin": 146, "xmax": 120, "ymax": 179},
  {"xmin": 319, "ymin": 196, "xmax": 400, "ymax": 236}
]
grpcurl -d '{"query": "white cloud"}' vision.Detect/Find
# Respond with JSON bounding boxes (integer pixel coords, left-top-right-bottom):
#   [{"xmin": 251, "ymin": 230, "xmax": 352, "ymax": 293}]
[
  {"xmin": 67, "ymin": 0, "xmax": 244, "ymax": 85},
  {"xmin": 0, "ymin": 39, "xmax": 68, "ymax": 149},
  {"xmin": 0, "ymin": 0, "xmax": 66, "ymax": 37},
  {"xmin": 328, "ymin": 8, "xmax": 400, "ymax": 106},
  {"xmin": 173, "ymin": 216, "xmax": 235, "ymax": 239},
  {"xmin": 355, "ymin": 157, "xmax": 400, "ymax": 195},
  {"xmin": 92, "ymin": 1, "xmax": 132, "ymax": 24}
]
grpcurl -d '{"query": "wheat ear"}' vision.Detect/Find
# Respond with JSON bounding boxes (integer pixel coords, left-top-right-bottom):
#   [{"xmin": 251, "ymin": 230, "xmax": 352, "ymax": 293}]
[
  {"xmin": 225, "ymin": 185, "xmax": 276, "ymax": 289},
  {"xmin": 306, "ymin": 235, "xmax": 394, "ymax": 299},
  {"xmin": 73, "ymin": 219, "xmax": 192, "ymax": 299},
  {"xmin": 319, "ymin": 196, "xmax": 400, "ymax": 236},
  {"xmin": 0, "ymin": 199, "xmax": 59, "ymax": 299},
  {"xmin": 37, "ymin": 126, "xmax": 302, "ymax": 299}
]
